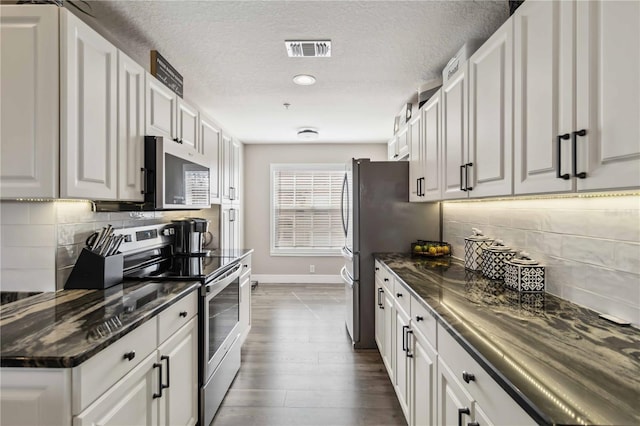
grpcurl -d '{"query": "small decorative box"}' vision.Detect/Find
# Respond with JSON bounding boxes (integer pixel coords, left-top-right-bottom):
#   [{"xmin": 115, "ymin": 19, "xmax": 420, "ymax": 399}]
[
  {"xmin": 504, "ymin": 252, "xmax": 546, "ymax": 293},
  {"xmin": 464, "ymin": 228, "xmax": 493, "ymax": 271},
  {"xmin": 481, "ymin": 240, "xmax": 516, "ymax": 280}
]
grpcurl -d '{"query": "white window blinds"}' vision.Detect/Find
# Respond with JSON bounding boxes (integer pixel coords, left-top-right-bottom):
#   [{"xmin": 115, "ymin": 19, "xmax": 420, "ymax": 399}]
[{"xmin": 271, "ymin": 164, "xmax": 345, "ymax": 255}]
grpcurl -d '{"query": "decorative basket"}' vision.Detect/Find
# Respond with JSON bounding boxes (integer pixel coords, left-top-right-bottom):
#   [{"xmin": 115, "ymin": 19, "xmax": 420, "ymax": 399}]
[
  {"xmin": 481, "ymin": 241, "xmax": 516, "ymax": 280},
  {"xmin": 464, "ymin": 228, "xmax": 493, "ymax": 271},
  {"xmin": 504, "ymin": 253, "xmax": 545, "ymax": 293},
  {"xmin": 411, "ymin": 240, "xmax": 451, "ymax": 257}
]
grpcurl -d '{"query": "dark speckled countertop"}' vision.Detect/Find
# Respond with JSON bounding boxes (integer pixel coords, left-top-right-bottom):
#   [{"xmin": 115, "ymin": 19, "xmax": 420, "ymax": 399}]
[
  {"xmin": 0, "ymin": 281, "xmax": 200, "ymax": 368},
  {"xmin": 376, "ymin": 253, "xmax": 640, "ymax": 426}
]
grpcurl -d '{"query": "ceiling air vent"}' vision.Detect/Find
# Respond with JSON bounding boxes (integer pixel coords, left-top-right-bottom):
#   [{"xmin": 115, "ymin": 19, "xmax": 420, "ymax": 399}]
[{"xmin": 285, "ymin": 40, "xmax": 331, "ymax": 57}]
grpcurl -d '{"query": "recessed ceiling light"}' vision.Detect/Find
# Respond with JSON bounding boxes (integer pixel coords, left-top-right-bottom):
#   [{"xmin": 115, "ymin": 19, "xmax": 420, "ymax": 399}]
[
  {"xmin": 297, "ymin": 128, "xmax": 319, "ymax": 140},
  {"xmin": 293, "ymin": 74, "xmax": 316, "ymax": 86}
]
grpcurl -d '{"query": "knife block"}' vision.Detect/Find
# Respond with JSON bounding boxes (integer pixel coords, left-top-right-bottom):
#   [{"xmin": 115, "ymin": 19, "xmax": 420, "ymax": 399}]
[{"xmin": 65, "ymin": 248, "xmax": 123, "ymax": 290}]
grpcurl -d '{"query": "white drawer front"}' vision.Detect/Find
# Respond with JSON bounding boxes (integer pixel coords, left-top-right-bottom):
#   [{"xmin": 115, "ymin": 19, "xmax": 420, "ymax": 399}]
[
  {"xmin": 393, "ymin": 280, "xmax": 411, "ymax": 315},
  {"xmin": 71, "ymin": 318, "xmax": 157, "ymax": 415},
  {"xmin": 410, "ymin": 296, "xmax": 437, "ymax": 349},
  {"xmin": 240, "ymin": 255, "xmax": 252, "ymax": 278},
  {"xmin": 438, "ymin": 323, "xmax": 535, "ymax": 426},
  {"xmin": 158, "ymin": 291, "xmax": 198, "ymax": 344}
]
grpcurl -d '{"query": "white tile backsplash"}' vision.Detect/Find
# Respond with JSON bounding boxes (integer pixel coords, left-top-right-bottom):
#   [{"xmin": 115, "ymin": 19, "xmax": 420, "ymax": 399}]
[{"xmin": 443, "ymin": 195, "xmax": 640, "ymax": 326}]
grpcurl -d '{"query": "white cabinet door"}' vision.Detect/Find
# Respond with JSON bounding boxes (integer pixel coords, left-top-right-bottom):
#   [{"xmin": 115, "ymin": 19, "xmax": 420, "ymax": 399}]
[
  {"xmin": 422, "ymin": 91, "xmax": 442, "ymax": 201},
  {"xmin": 441, "ymin": 66, "xmax": 469, "ymax": 200},
  {"xmin": 239, "ymin": 273, "xmax": 251, "ymax": 344},
  {"xmin": 74, "ymin": 352, "xmax": 158, "ymax": 426},
  {"xmin": 60, "ymin": 9, "xmax": 117, "ymax": 200},
  {"xmin": 394, "ymin": 304, "xmax": 410, "ymax": 421},
  {"xmin": 0, "ymin": 6, "xmax": 59, "ymax": 199},
  {"xmin": 374, "ymin": 277, "xmax": 385, "ymax": 353},
  {"xmin": 575, "ymin": 0, "xmax": 640, "ymax": 191},
  {"xmin": 200, "ymin": 115, "xmax": 221, "ymax": 203},
  {"xmin": 231, "ymin": 139, "xmax": 241, "ymax": 203},
  {"xmin": 158, "ymin": 318, "xmax": 198, "ymax": 426},
  {"xmin": 176, "ymin": 98, "xmax": 199, "ymax": 152},
  {"xmin": 468, "ymin": 19, "xmax": 513, "ymax": 198},
  {"xmin": 382, "ymin": 286, "xmax": 395, "ymax": 380},
  {"xmin": 409, "ymin": 114, "xmax": 423, "ymax": 202},
  {"xmin": 117, "ymin": 50, "xmax": 145, "ymax": 201},
  {"xmin": 221, "ymin": 134, "xmax": 233, "ymax": 202},
  {"xmin": 397, "ymin": 125, "xmax": 410, "ymax": 159},
  {"xmin": 220, "ymin": 205, "xmax": 238, "ymax": 251},
  {"xmin": 411, "ymin": 328, "xmax": 437, "ymax": 426},
  {"xmin": 474, "ymin": 403, "xmax": 495, "ymax": 426},
  {"xmin": 437, "ymin": 359, "xmax": 474, "ymax": 426},
  {"xmin": 146, "ymin": 72, "xmax": 177, "ymax": 140},
  {"xmin": 513, "ymin": 0, "xmax": 575, "ymax": 194},
  {"xmin": 0, "ymin": 368, "xmax": 71, "ymax": 426},
  {"xmin": 388, "ymin": 137, "xmax": 398, "ymax": 161}
]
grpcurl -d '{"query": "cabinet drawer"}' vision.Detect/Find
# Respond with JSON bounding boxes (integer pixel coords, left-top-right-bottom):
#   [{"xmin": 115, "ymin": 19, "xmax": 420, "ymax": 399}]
[
  {"xmin": 240, "ymin": 255, "xmax": 251, "ymax": 278},
  {"xmin": 71, "ymin": 318, "xmax": 157, "ymax": 415},
  {"xmin": 438, "ymin": 323, "xmax": 535, "ymax": 426},
  {"xmin": 410, "ymin": 296, "xmax": 437, "ymax": 348},
  {"xmin": 158, "ymin": 290, "xmax": 198, "ymax": 344},
  {"xmin": 393, "ymin": 280, "xmax": 411, "ymax": 315}
]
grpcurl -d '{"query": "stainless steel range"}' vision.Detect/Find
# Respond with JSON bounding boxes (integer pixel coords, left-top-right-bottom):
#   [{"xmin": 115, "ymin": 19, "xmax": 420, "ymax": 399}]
[{"xmin": 117, "ymin": 224, "xmax": 243, "ymax": 426}]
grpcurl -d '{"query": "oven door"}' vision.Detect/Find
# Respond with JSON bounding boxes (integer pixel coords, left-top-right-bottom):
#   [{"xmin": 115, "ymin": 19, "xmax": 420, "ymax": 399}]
[{"xmin": 202, "ymin": 262, "xmax": 242, "ymax": 382}]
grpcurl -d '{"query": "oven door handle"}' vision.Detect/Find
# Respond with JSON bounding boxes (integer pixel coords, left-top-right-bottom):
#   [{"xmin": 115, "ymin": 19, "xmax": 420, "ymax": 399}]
[{"xmin": 204, "ymin": 262, "xmax": 243, "ymax": 294}]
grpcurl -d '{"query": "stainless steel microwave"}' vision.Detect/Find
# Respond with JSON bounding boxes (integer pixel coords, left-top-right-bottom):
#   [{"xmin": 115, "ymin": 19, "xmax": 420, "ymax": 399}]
[{"xmin": 143, "ymin": 136, "xmax": 210, "ymax": 210}]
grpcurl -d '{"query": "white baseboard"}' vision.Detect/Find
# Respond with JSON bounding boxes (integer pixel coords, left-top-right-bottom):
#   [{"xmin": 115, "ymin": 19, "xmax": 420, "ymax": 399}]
[{"xmin": 251, "ymin": 274, "xmax": 342, "ymax": 284}]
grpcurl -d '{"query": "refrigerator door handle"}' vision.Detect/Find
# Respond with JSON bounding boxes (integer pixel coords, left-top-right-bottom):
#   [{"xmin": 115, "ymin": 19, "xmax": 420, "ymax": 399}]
[
  {"xmin": 341, "ymin": 246, "xmax": 353, "ymax": 261},
  {"xmin": 341, "ymin": 172, "xmax": 349, "ymax": 236},
  {"xmin": 340, "ymin": 266, "xmax": 354, "ymax": 288}
]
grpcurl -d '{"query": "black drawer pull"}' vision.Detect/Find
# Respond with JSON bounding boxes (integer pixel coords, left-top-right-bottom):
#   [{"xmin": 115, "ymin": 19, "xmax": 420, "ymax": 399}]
[
  {"xmin": 415, "ymin": 316, "xmax": 424, "ymax": 322},
  {"xmin": 396, "ymin": 293, "xmax": 403, "ymax": 298},
  {"xmin": 572, "ymin": 129, "xmax": 588, "ymax": 178},
  {"xmin": 123, "ymin": 351, "xmax": 135, "ymax": 361},
  {"xmin": 375, "ymin": 267, "xmax": 379, "ymax": 271},
  {"xmin": 458, "ymin": 407, "xmax": 470, "ymax": 426},
  {"xmin": 161, "ymin": 355, "xmax": 170, "ymax": 389},
  {"xmin": 556, "ymin": 133, "xmax": 571, "ymax": 179},
  {"xmin": 468, "ymin": 422, "xmax": 480, "ymax": 426},
  {"xmin": 179, "ymin": 311, "xmax": 188, "ymax": 318},
  {"xmin": 153, "ymin": 362, "xmax": 163, "ymax": 399},
  {"xmin": 384, "ymin": 278, "xmax": 389, "ymax": 282},
  {"xmin": 462, "ymin": 371, "xmax": 476, "ymax": 383}
]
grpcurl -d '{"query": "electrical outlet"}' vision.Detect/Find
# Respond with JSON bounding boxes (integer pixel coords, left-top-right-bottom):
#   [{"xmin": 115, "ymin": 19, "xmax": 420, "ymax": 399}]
[{"xmin": 309, "ymin": 265, "xmax": 315, "ymax": 273}]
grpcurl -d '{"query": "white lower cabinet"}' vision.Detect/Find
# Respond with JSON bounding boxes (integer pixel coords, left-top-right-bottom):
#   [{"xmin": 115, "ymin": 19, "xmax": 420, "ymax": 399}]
[
  {"xmin": 221, "ymin": 205, "xmax": 240, "ymax": 251},
  {"xmin": 375, "ymin": 263, "xmax": 535, "ymax": 426},
  {"xmin": 239, "ymin": 255, "xmax": 252, "ymax": 344}
]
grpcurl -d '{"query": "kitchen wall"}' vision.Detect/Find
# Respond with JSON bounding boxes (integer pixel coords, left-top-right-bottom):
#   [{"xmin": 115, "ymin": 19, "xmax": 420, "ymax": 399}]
[
  {"xmin": 0, "ymin": 201, "xmax": 219, "ymax": 292},
  {"xmin": 442, "ymin": 195, "xmax": 640, "ymax": 326},
  {"xmin": 244, "ymin": 143, "xmax": 387, "ymax": 282}
]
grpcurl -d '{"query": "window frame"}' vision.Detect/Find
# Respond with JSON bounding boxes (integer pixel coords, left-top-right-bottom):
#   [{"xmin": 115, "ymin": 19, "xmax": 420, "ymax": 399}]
[{"xmin": 270, "ymin": 163, "xmax": 345, "ymax": 257}]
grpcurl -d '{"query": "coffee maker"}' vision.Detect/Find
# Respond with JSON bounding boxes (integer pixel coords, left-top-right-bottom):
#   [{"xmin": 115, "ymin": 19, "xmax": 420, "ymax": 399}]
[{"xmin": 171, "ymin": 218, "xmax": 211, "ymax": 256}]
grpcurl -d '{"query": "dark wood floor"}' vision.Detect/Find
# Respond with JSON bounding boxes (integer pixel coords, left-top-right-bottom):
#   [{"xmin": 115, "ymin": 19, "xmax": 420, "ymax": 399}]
[{"xmin": 212, "ymin": 283, "xmax": 406, "ymax": 426}]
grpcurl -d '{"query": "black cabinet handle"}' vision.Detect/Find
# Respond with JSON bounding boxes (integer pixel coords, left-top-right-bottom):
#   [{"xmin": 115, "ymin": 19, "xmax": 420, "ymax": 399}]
[
  {"xmin": 384, "ymin": 278, "xmax": 389, "ymax": 282},
  {"xmin": 402, "ymin": 325, "xmax": 409, "ymax": 353},
  {"xmin": 406, "ymin": 329, "xmax": 414, "ymax": 358},
  {"xmin": 465, "ymin": 163, "xmax": 473, "ymax": 191},
  {"xmin": 394, "ymin": 154, "xmax": 399, "ymax": 158},
  {"xmin": 140, "ymin": 168, "xmax": 147, "ymax": 194},
  {"xmin": 572, "ymin": 129, "xmax": 587, "ymax": 178},
  {"xmin": 123, "ymin": 351, "xmax": 135, "ymax": 361},
  {"xmin": 153, "ymin": 362, "xmax": 163, "ymax": 398},
  {"xmin": 396, "ymin": 293, "xmax": 403, "ymax": 298},
  {"xmin": 556, "ymin": 133, "xmax": 571, "ymax": 179},
  {"xmin": 416, "ymin": 178, "xmax": 421, "ymax": 196},
  {"xmin": 462, "ymin": 371, "xmax": 476, "ymax": 383},
  {"xmin": 377, "ymin": 288, "xmax": 383, "ymax": 308},
  {"xmin": 460, "ymin": 164, "xmax": 466, "ymax": 191},
  {"xmin": 161, "ymin": 355, "xmax": 170, "ymax": 389},
  {"xmin": 179, "ymin": 311, "xmax": 188, "ymax": 318},
  {"xmin": 458, "ymin": 407, "xmax": 471, "ymax": 426},
  {"xmin": 468, "ymin": 423, "xmax": 480, "ymax": 426},
  {"xmin": 375, "ymin": 267, "xmax": 379, "ymax": 271},
  {"xmin": 415, "ymin": 316, "xmax": 424, "ymax": 322}
]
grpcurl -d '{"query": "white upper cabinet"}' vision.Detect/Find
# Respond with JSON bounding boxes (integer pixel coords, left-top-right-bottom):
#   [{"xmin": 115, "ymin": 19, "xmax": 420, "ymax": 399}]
[
  {"xmin": 396, "ymin": 125, "xmax": 410, "ymax": 159},
  {"xmin": 514, "ymin": 0, "xmax": 639, "ymax": 194},
  {"xmin": 441, "ymin": 65, "xmax": 468, "ymax": 200},
  {"xmin": 117, "ymin": 50, "xmax": 145, "ymax": 202},
  {"xmin": 232, "ymin": 139, "xmax": 241, "ymax": 203},
  {"xmin": 408, "ymin": 114, "xmax": 423, "ymax": 202},
  {"xmin": 388, "ymin": 136, "xmax": 398, "ymax": 161},
  {"xmin": 468, "ymin": 18, "xmax": 513, "ymax": 198},
  {"xmin": 0, "ymin": 6, "xmax": 59, "ymax": 199},
  {"xmin": 176, "ymin": 98, "xmax": 199, "ymax": 152},
  {"xmin": 513, "ymin": 0, "xmax": 574, "ymax": 194},
  {"xmin": 145, "ymin": 72, "xmax": 177, "ymax": 141},
  {"xmin": 423, "ymin": 90, "xmax": 442, "ymax": 201},
  {"xmin": 574, "ymin": 0, "xmax": 640, "ymax": 191},
  {"xmin": 60, "ymin": 9, "xmax": 118, "ymax": 200},
  {"xmin": 221, "ymin": 134, "xmax": 241, "ymax": 204},
  {"xmin": 200, "ymin": 114, "xmax": 221, "ymax": 204}
]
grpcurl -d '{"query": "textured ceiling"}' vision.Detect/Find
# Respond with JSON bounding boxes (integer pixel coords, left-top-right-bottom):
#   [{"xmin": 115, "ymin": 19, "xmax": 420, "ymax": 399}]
[{"xmin": 89, "ymin": 1, "xmax": 509, "ymax": 144}]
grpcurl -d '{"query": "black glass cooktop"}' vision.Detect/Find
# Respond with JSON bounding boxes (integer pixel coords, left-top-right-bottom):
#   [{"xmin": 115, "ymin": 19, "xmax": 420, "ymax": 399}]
[{"xmin": 124, "ymin": 254, "xmax": 237, "ymax": 282}]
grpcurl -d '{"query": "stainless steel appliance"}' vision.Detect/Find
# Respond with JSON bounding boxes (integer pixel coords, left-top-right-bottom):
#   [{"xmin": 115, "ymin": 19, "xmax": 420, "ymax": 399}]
[
  {"xmin": 340, "ymin": 159, "xmax": 440, "ymax": 349},
  {"xmin": 116, "ymin": 224, "xmax": 242, "ymax": 426},
  {"xmin": 143, "ymin": 136, "xmax": 210, "ymax": 210}
]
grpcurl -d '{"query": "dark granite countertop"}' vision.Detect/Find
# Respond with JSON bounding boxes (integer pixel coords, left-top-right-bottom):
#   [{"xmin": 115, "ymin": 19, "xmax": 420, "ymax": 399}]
[
  {"xmin": 375, "ymin": 253, "xmax": 640, "ymax": 426},
  {"xmin": 0, "ymin": 281, "xmax": 200, "ymax": 368}
]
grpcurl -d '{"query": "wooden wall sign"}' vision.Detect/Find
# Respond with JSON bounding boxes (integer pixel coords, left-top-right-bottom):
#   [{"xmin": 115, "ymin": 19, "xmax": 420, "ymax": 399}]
[{"xmin": 150, "ymin": 50, "xmax": 183, "ymax": 97}]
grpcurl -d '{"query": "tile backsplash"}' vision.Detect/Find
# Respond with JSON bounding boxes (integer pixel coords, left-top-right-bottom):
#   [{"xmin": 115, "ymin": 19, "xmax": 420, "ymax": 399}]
[
  {"xmin": 443, "ymin": 195, "xmax": 640, "ymax": 327},
  {"xmin": 1, "ymin": 201, "xmax": 219, "ymax": 292}
]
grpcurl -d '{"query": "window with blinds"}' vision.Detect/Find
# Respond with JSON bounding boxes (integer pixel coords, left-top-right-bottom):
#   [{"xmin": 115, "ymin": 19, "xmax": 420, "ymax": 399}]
[{"xmin": 271, "ymin": 164, "xmax": 345, "ymax": 255}]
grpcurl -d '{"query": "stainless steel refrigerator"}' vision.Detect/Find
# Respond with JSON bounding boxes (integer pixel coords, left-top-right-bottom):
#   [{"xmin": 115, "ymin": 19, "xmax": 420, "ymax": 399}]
[{"xmin": 340, "ymin": 159, "xmax": 440, "ymax": 349}]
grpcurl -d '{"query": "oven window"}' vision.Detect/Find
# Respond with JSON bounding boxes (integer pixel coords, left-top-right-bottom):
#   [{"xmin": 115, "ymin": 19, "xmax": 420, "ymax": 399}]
[{"xmin": 208, "ymin": 277, "xmax": 239, "ymax": 360}]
